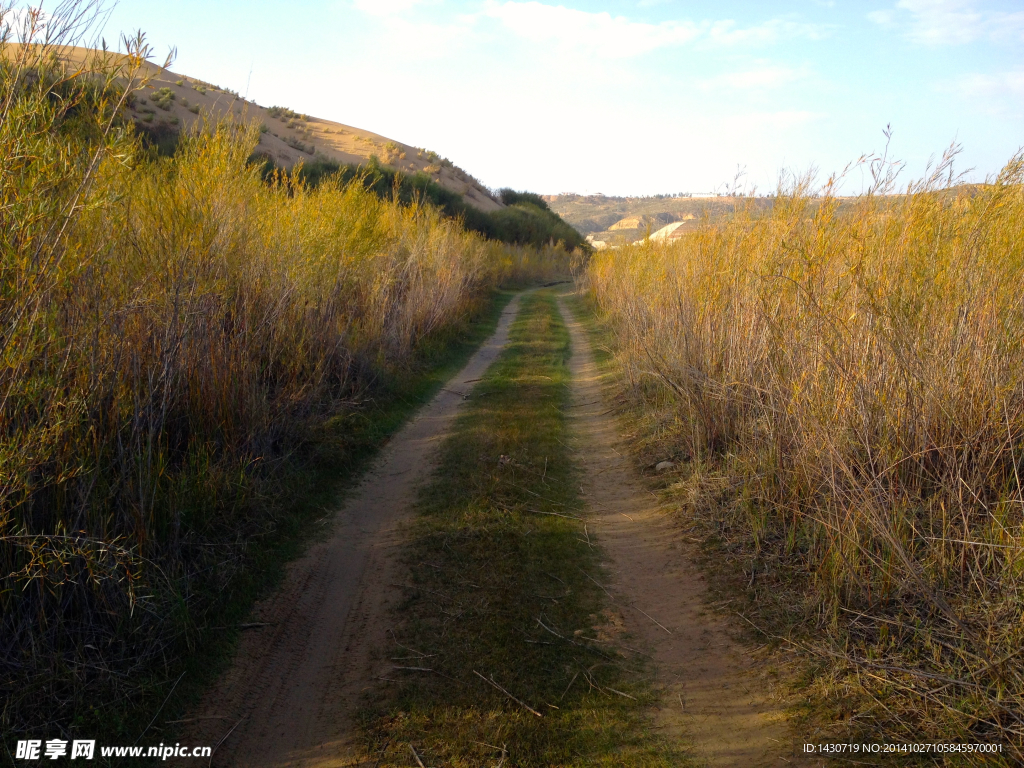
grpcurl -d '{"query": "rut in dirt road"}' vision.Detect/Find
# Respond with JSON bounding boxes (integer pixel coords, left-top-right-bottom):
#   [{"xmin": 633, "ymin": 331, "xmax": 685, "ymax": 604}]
[
  {"xmin": 556, "ymin": 295, "xmax": 818, "ymax": 768},
  {"xmin": 184, "ymin": 294, "xmax": 525, "ymax": 768}
]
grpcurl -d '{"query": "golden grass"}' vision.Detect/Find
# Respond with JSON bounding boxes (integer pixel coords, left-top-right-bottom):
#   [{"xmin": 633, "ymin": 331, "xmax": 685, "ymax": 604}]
[
  {"xmin": 583, "ymin": 154, "xmax": 1024, "ymax": 758},
  {"xmin": 1, "ymin": 7, "xmax": 569, "ymax": 735}
]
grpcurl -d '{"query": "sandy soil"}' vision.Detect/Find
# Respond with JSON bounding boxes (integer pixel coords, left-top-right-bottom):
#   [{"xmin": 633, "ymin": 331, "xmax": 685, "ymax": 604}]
[
  {"xmin": 182, "ymin": 295, "xmax": 524, "ymax": 767},
  {"xmin": 556, "ymin": 295, "xmax": 820, "ymax": 768}
]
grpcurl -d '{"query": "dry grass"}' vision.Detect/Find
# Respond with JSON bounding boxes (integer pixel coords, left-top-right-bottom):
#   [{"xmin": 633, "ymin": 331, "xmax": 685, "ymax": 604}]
[
  {"xmin": 0, "ymin": 4, "xmax": 567, "ymax": 738},
  {"xmin": 582, "ymin": 151, "xmax": 1024, "ymax": 760}
]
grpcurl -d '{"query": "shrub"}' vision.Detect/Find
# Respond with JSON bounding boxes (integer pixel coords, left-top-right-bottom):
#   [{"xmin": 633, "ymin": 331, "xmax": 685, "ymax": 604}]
[
  {"xmin": 152, "ymin": 86, "xmax": 175, "ymax": 110},
  {"xmin": 268, "ymin": 105, "xmax": 303, "ymax": 121},
  {"xmin": 285, "ymin": 135, "xmax": 314, "ymax": 154},
  {"xmin": 585, "ymin": 156, "xmax": 1024, "ymax": 755},
  {"xmin": 1, "ymin": 23, "xmax": 557, "ymax": 738},
  {"xmin": 280, "ymin": 156, "xmax": 585, "ymax": 251},
  {"xmin": 382, "ymin": 140, "xmax": 401, "ymax": 164},
  {"xmin": 498, "ymin": 188, "xmax": 550, "ymax": 210}
]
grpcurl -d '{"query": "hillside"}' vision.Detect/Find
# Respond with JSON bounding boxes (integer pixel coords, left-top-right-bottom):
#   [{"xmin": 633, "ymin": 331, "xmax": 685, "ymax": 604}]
[
  {"xmin": 29, "ymin": 46, "xmax": 502, "ymax": 212},
  {"xmin": 545, "ymin": 184, "xmax": 993, "ymax": 247}
]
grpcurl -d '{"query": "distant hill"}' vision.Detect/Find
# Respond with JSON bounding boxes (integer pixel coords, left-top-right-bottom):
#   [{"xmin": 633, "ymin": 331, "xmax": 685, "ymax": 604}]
[
  {"xmin": 21, "ymin": 46, "xmax": 501, "ymax": 212},
  {"xmin": 545, "ymin": 184, "xmax": 992, "ymax": 247},
  {"xmin": 543, "ymin": 193, "xmax": 773, "ymax": 245}
]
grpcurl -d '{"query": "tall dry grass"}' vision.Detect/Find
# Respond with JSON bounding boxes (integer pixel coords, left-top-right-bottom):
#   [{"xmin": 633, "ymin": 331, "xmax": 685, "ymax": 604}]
[
  {"xmin": 584, "ymin": 153, "xmax": 1024, "ymax": 756},
  {"xmin": 0, "ymin": 4, "xmax": 563, "ymax": 736}
]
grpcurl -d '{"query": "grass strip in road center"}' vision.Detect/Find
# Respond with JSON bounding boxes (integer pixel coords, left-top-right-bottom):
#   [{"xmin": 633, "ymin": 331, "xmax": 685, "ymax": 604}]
[{"xmin": 357, "ymin": 291, "xmax": 686, "ymax": 767}]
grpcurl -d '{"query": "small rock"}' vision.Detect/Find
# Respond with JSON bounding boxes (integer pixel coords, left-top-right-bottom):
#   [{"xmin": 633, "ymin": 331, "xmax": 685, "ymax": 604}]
[{"xmin": 655, "ymin": 460, "xmax": 675, "ymax": 472}]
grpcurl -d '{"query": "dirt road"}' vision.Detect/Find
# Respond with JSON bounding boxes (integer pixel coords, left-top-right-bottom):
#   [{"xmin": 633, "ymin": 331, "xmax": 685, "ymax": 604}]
[
  {"xmin": 186, "ymin": 289, "xmax": 814, "ymax": 767},
  {"xmin": 556, "ymin": 295, "xmax": 816, "ymax": 767},
  {"xmin": 185, "ymin": 295, "xmax": 524, "ymax": 768}
]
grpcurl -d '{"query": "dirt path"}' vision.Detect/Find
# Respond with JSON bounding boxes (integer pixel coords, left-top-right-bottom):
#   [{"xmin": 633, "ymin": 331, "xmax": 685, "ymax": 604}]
[
  {"xmin": 556, "ymin": 295, "xmax": 817, "ymax": 767},
  {"xmin": 184, "ymin": 295, "xmax": 525, "ymax": 768}
]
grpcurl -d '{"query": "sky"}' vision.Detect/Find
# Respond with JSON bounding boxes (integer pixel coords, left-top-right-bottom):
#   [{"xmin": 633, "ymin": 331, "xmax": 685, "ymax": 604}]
[{"xmin": 32, "ymin": 0, "xmax": 1024, "ymax": 194}]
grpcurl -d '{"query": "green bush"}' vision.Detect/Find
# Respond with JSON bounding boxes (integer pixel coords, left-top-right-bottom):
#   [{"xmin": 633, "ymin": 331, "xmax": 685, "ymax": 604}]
[
  {"xmin": 136, "ymin": 120, "xmax": 179, "ymax": 155},
  {"xmin": 285, "ymin": 136, "xmax": 314, "ymax": 154},
  {"xmin": 152, "ymin": 86, "xmax": 175, "ymax": 110},
  {"xmin": 498, "ymin": 188, "xmax": 550, "ymax": 210},
  {"xmin": 265, "ymin": 156, "xmax": 586, "ymax": 250},
  {"xmin": 267, "ymin": 105, "xmax": 304, "ymax": 121}
]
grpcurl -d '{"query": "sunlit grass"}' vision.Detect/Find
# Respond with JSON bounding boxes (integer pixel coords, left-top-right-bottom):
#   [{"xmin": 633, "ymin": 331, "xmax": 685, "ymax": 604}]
[
  {"xmin": 359, "ymin": 292, "xmax": 686, "ymax": 767},
  {"xmin": 583, "ymin": 153, "xmax": 1024, "ymax": 759},
  {"xmin": 0, "ymin": 5, "xmax": 571, "ymax": 739}
]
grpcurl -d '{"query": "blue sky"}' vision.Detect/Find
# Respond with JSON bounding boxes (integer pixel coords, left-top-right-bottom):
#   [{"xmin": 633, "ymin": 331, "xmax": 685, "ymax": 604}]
[{"xmin": 80, "ymin": 1, "xmax": 1024, "ymax": 193}]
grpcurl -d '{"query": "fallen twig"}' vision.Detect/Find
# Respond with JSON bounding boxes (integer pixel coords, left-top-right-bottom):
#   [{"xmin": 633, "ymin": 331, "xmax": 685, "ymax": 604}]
[
  {"xmin": 135, "ymin": 670, "xmax": 185, "ymax": 744},
  {"xmin": 632, "ymin": 605, "xmax": 672, "ymax": 635},
  {"xmin": 525, "ymin": 507, "xmax": 584, "ymax": 521},
  {"xmin": 560, "ymin": 670, "xmax": 579, "ymax": 701},
  {"xmin": 578, "ymin": 567, "xmax": 613, "ymax": 599},
  {"xmin": 209, "ymin": 716, "xmax": 247, "ymax": 768},
  {"xmin": 605, "ymin": 686, "xmax": 637, "ymax": 700},
  {"xmin": 473, "ymin": 670, "xmax": 543, "ymax": 717}
]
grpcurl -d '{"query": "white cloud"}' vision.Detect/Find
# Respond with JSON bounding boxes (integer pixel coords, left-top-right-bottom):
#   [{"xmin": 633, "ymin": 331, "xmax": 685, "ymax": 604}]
[
  {"xmin": 697, "ymin": 64, "xmax": 809, "ymax": 90},
  {"xmin": 348, "ymin": 1, "xmax": 831, "ymax": 61},
  {"xmin": 899, "ymin": 0, "xmax": 986, "ymax": 44},
  {"xmin": 482, "ymin": 2, "xmax": 702, "ymax": 57},
  {"xmin": 950, "ymin": 70, "xmax": 1024, "ymax": 98},
  {"xmin": 351, "ymin": 0, "xmax": 426, "ymax": 15},
  {"xmin": 742, "ymin": 109, "xmax": 826, "ymax": 129},
  {"xmin": 868, "ymin": 0, "xmax": 1024, "ymax": 45},
  {"xmin": 932, "ymin": 69, "xmax": 1024, "ymax": 120},
  {"xmin": 703, "ymin": 17, "xmax": 830, "ymax": 46},
  {"xmin": 480, "ymin": 2, "xmax": 830, "ymax": 58},
  {"xmin": 346, "ymin": 0, "xmax": 473, "ymax": 60}
]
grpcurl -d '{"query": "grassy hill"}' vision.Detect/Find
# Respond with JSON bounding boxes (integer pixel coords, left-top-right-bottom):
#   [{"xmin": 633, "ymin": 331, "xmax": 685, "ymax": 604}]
[
  {"xmin": 15, "ymin": 45, "xmax": 502, "ymax": 212},
  {"xmin": 8, "ymin": 45, "xmax": 587, "ymax": 251}
]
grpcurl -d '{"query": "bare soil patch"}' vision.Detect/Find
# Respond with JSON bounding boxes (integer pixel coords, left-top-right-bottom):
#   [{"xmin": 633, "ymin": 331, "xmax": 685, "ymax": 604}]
[
  {"xmin": 183, "ymin": 295, "xmax": 524, "ymax": 767},
  {"xmin": 557, "ymin": 295, "xmax": 819, "ymax": 767}
]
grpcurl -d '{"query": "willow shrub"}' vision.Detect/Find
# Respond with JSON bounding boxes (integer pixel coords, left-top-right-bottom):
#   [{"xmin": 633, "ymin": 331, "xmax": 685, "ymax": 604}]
[
  {"xmin": 1, "ymin": 23, "xmax": 566, "ymax": 734},
  {"xmin": 584, "ymin": 155, "xmax": 1024, "ymax": 757}
]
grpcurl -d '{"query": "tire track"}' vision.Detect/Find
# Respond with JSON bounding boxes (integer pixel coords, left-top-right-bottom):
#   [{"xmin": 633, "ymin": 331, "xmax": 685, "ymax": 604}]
[
  {"xmin": 557, "ymin": 294, "xmax": 818, "ymax": 767},
  {"xmin": 184, "ymin": 294, "xmax": 525, "ymax": 768}
]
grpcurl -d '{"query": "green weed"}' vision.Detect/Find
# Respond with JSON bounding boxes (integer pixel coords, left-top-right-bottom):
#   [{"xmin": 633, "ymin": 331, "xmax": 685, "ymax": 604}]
[{"xmin": 358, "ymin": 292, "xmax": 687, "ymax": 767}]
